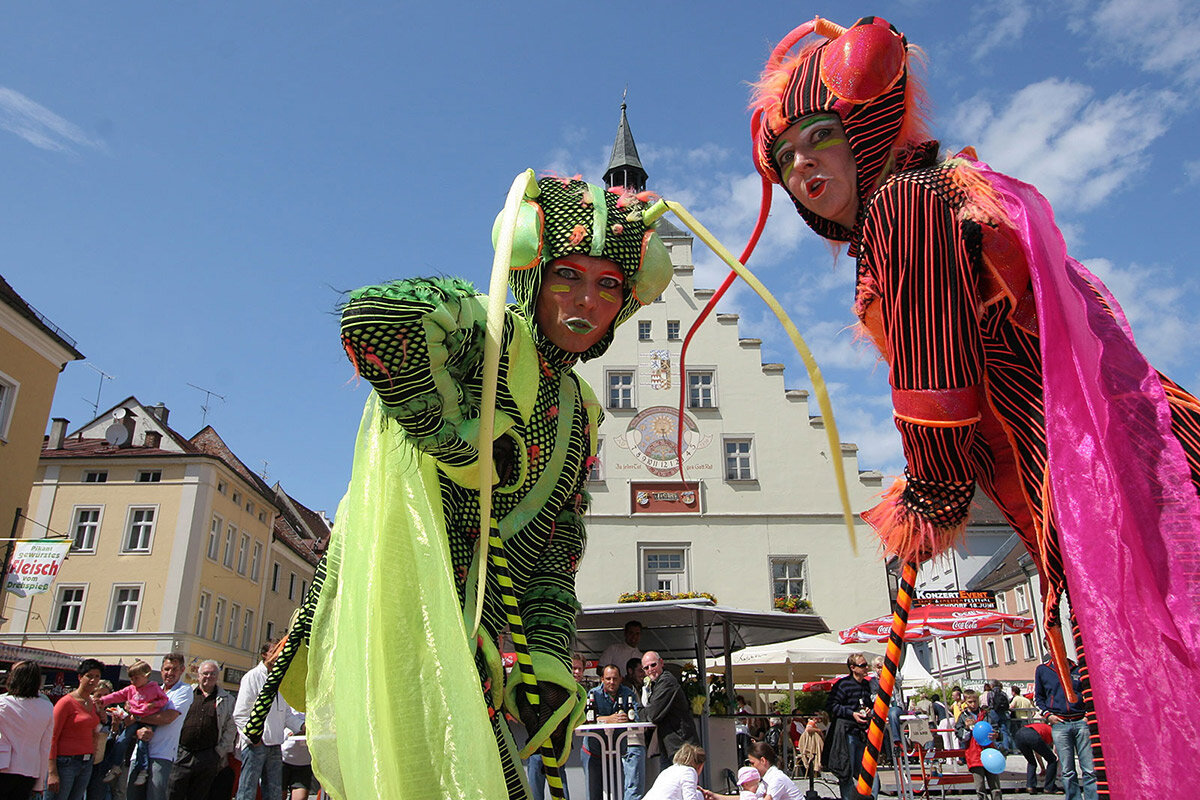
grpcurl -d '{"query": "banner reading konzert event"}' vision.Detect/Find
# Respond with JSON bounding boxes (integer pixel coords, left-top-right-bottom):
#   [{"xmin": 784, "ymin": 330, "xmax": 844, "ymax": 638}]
[{"xmin": 3, "ymin": 539, "xmax": 71, "ymax": 597}]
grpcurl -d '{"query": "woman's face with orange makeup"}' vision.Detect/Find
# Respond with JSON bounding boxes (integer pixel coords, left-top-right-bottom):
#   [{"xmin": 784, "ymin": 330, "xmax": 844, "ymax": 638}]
[{"xmin": 534, "ymin": 255, "xmax": 624, "ymax": 353}]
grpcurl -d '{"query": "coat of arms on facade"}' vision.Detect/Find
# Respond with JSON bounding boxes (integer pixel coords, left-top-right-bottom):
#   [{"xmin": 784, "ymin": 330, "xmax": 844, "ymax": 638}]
[{"xmin": 613, "ymin": 405, "xmax": 712, "ymax": 477}]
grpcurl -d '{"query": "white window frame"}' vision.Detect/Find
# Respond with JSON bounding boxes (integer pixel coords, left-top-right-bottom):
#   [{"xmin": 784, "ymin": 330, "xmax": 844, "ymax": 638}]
[
  {"xmin": 0, "ymin": 369, "xmax": 18, "ymax": 441},
  {"xmin": 108, "ymin": 584, "xmax": 143, "ymax": 632},
  {"xmin": 241, "ymin": 608, "xmax": 255, "ymax": 651},
  {"xmin": 605, "ymin": 369, "xmax": 636, "ymax": 410},
  {"xmin": 223, "ymin": 525, "xmax": 236, "ymax": 568},
  {"xmin": 1022, "ymin": 632, "xmax": 1036, "ymax": 660},
  {"xmin": 228, "ymin": 603, "xmax": 241, "ymax": 645},
  {"xmin": 288, "ymin": 572, "xmax": 297, "ymax": 601},
  {"xmin": 996, "ymin": 593, "xmax": 1008, "ymax": 614},
  {"xmin": 83, "ymin": 470, "xmax": 108, "ymax": 483},
  {"xmin": 1003, "ymin": 636, "xmax": 1016, "ymax": 663},
  {"xmin": 52, "ymin": 584, "xmax": 88, "ymax": 632},
  {"xmin": 1015, "ymin": 584, "xmax": 1030, "ymax": 613},
  {"xmin": 637, "ymin": 320, "xmax": 651, "ymax": 341},
  {"xmin": 588, "ymin": 438, "xmax": 605, "ymax": 482},
  {"xmin": 236, "ymin": 533, "xmax": 250, "ymax": 576},
  {"xmin": 770, "ymin": 556, "xmax": 809, "ymax": 602},
  {"xmin": 232, "ymin": 491, "xmax": 241, "ymax": 505},
  {"xmin": 122, "ymin": 506, "xmax": 157, "ymax": 553},
  {"xmin": 271, "ymin": 562, "xmax": 281, "ymax": 593},
  {"xmin": 250, "ymin": 541, "xmax": 264, "ymax": 582},
  {"xmin": 265, "ymin": 620, "xmax": 276, "ymax": 643},
  {"xmin": 212, "ymin": 596, "xmax": 226, "ymax": 641},
  {"xmin": 208, "ymin": 515, "xmax": 222, "ymax": 561},
  {"xmin": 217, "ymin": 480, "xmax": 228, "ymax": 495},
  {"xmin": 70, "ymin": 505, "xmax": 103, "ymax": 553},
  {"xmin": 640, "ymin": 545, "xmax": 689, "ymax": 594},
  {"xmin": 195, "ymin": 591, "xmax": 211, "ymax": 637},
  {"xmin": 722, "ymin": 436, "xmax": 755, "ymax": 481},
  {"xmin": 667, "ymin": 320, "xmax": 680, "ymax": 341},
  {"xmin": 985, "ymin": 639, "xmax": 998, "ymax": 667},
  {"xmin": 136, "ymin": 470, "xmax": 162, "ymax": 483},
  {"xmin": 686, "ymin": 369, "xmax": 717, "ymax": 409}
]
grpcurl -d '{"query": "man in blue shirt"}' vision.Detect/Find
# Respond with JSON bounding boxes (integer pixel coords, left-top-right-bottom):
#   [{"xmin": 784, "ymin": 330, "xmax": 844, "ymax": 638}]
[
  {"xmin": 582, "ymin": 663, "xmax": 644, "ymax": 800},
  {"xmin": 1034, "ymin": 654, "xmax": 1097, "ymax": 800}
]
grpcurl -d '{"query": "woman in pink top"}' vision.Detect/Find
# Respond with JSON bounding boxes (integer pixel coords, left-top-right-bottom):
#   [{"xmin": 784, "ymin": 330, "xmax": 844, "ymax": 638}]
[
  {"xmin": 0, "ymin": 660, "xmax": 55, "ymax": 800},
  {"xmin": 48, "ymin": 658, "xmax": 103, "ymax": 800}
]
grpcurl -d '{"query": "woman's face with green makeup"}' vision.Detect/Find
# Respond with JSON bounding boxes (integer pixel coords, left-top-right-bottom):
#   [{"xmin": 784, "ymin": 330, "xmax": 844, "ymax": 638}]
[
  {"xmin": 534, "ymin": 255, "xmax": 624, "ymax": 353},
  {"xmin": 774, "ymin": 113, "xmax": 859, "ymax": 230}
]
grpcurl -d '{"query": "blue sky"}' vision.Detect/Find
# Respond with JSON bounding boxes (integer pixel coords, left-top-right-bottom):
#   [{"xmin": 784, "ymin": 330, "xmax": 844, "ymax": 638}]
[{"xmin": 4, "ymin": 1, "xmax": 1199, "ymax": 517}]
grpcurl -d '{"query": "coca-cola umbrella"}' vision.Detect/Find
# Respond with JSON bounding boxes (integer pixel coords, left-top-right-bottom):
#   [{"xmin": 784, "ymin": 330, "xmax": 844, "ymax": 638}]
[{"xmin": 838, "ymin": 606, "xmax": 1036, "ymax": 686}]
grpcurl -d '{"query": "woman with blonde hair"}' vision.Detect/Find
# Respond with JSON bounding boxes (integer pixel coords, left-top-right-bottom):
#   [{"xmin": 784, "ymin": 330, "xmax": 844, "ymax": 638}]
[{"xmin": 644, "ymin": 742, "xmax": 705, "ymax": 800}]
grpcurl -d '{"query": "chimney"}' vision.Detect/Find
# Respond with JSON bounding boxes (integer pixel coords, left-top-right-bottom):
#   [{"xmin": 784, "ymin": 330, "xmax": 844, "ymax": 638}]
[
  {"xmin": 144, "ymin": 431, "xmax": 162, "ymax": 448},
  {"xmin": 150, "ymin": 403, "xmax": 169, "ymax": 425},
  {"xmin": 49, "ymin": 418, "xmax": 69, "ymax": 450}
]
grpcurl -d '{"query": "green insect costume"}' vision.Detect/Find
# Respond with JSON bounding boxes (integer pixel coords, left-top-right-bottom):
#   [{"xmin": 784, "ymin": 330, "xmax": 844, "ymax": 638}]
[{"xmin": 244, "ymin": 177, "xmax": 671, "ymax": 799}]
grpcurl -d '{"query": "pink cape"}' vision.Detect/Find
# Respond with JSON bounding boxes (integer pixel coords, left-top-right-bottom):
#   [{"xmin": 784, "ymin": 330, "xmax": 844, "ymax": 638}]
[{"xmin": 981, "ymin": 163, "xmax": 1200, "ymax": 797}]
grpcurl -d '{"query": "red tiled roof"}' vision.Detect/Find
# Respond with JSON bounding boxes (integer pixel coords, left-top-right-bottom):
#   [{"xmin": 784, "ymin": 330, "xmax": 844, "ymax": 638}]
[
  {"xmin": 189, "ymin": 426, "xmax": 276, "ymax": 505},
  {"xmin": 41, "ymin": 435, "xmax": 193, "ymax": 458}
]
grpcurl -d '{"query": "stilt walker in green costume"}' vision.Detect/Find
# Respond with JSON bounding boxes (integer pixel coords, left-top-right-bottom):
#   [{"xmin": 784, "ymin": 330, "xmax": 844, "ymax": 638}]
[{"xmin": 243, "ymin": 175, "xmax": 671, "ymax": 799}]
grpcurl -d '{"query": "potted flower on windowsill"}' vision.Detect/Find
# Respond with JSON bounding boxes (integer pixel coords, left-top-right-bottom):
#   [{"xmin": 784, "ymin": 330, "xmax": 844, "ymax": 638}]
[
  {"xmin": 774, "ymin": 595, "xmax": 813, "ymax": 614},
  {"xmin": 617, "ymin": 590, "xmax": 718, "ymax": 604}
]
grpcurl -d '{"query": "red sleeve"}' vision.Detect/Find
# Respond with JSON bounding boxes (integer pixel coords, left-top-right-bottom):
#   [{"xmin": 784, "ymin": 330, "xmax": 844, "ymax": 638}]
[
  {"xmin": 856, "ymin": 175, "xmax": 983, "ymax": 559},
  {"xmin": 50, "ymin": 695, "xmax": 71, "ymax": 760}
]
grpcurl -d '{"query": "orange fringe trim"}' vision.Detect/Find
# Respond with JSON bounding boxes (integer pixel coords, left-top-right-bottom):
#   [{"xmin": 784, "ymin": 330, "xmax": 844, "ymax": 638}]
[
  {"xmin": 860, "ymin": 477, "xmax": 966, "ymax": 563},
  {"xmin": 947, "ymin": 155, "xmax": 1012, "ymax": 228}
]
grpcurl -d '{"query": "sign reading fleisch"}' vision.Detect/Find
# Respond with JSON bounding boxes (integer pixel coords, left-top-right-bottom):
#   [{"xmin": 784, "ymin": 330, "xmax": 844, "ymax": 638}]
[
  {"xmin": 915, "ymin": 590, "xmax": 997, "ymax": 609},
  {"xmin": 630, "ymin": 481, "xmax": 702, "ymax": 514},
  {"xmin": 3, "ymin": 539, "xmax": 72, "ymax": 597},
  {"xmin": 613, "ymin": 406, "xmax": 713, "ymax": 477}
]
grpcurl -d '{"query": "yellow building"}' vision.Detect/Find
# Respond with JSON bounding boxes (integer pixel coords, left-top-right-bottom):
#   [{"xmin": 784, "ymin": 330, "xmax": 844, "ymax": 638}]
[
  {"xmin": 0, "ymin": 397, "xmax": 326, "ymax": 687},
  {"xmin": 0, "ymin": 275, "xmax": 83, "ymax": 549}
]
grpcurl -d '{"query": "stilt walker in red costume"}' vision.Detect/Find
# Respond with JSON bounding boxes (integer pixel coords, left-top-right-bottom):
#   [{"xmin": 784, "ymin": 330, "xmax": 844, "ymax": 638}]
[{"xmin": 741, "ymin": 14, "xmax": 1200, "ymax": 800}]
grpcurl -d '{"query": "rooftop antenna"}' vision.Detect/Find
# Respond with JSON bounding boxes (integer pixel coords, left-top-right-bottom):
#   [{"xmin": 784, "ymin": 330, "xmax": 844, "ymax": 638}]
[
  {"xmin": 187, "ymin": 383, "xmax": 226, "ymax": 426},
  {"xmin": 82, "ymin": 363, "xmax": 115, "ymax": 419},
  {"xmin": 259, "ymin": 459, "xmax": 270, "ymax": 481}
]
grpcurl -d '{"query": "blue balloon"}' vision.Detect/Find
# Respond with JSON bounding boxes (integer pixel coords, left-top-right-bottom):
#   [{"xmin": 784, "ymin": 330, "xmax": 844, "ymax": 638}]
[
  {"xmin": 980, "ymin": 747, "xmax": 1006, "ymax": 775},
  {"xmin": 972, "ymin": 720, "xmax": 993, "ymax": 746}
]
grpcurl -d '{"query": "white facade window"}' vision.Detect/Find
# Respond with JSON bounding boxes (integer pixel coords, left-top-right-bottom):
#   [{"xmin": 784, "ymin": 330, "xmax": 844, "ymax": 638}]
[
  {"xmin": 208, "ymin": 516, "xmax": 222, "ymax": 560},
  {"xmin": 638, "ymin": 320, "xmax": 651, "ymax": 341},
  {"xmin": 1003, "ymin": 636, "xmax": 1016, "ymax": 663},
  {"xmin": 84, "ymin": 470, "xmax": 108, "ymax": 483},
  {"xmin": 240, "ymin": 609, "xmax": 254, "ymax": 652},
  {"xmin": 236, "ymin": 533, "xmax": 250, "ymax": 575},
  {"xmin": 265, "ymin": 620, "xmax": 276, "ymax": 642},
  {"xmin": 71, "ymin": 507, "xmax": 102, "ymax": 552},
  {"xmin": 212, "ymin": 597, "xmax": 226, "ymax": 641},
  {"xmin": 723, "ymin": 437, "xmax": 754, "ymax": 480},
  {"xmin": 224, "ymin": 525, "xmax": 236, "ymax": 568},
  {"xmin": 588, "ymin": 439, "xmax": 604, "ymax": 482},
  {"xmin": 1023, "ymin": 632, "xmax": 1036, "ymax": 660},
  {"xmin": 687, "ymin": 370, "xmax": 716, "ymax": 408},
  {"xmin": 996, "ymin": 593, "xmax": 1008, "ymax": 614},
  {"xmin": 1015, "ymin": 584, "xmax": 1029, "ymax": 612},
  {"xmin": 246, "ymin": 501, "xmax": 254, "ymax": 514},
  {"xmin": 108, "ymin": 585, "xmax": 142, "ymax": 632},
  {"xmin": 302, "ymin": 579, "xmax": 308, "ymax": 598},
  {"xmin": 271, "ymin": 562, "xmax": 281, "ymax": 592},
  {"xmin": 123, "ymin": 507, "xmax": 156, "ymax": 552},
  {"xmin": 251, "ymin": 542, "xmax": 264, "ymax": 582},
  {"xmin": 232, "ymin": 491, "xmax": 241, "ymax": 505},
  {"xmin": 218, "ymin": 480, "xmax": 228, "ymax": 495},
  {"xmin": 667, "ymin": 320, "xmax": 680, "ymax": 340},
  {"xmin": 0, "ymin": 371, "xmax": 18, "ymax": 441},
  {"xmin": 228, "ymin": 603, "xmax": 241, "ymax": 645},
  {"xmin": 53, "ymin": 585, "xmax": 86, "ymax": 632},
  {"xmin": 258, "ymin": 511, "xmax": 266, "ymax": 523},
  {"xmin": 985, "ymin": 640, "xmax": 998, "ymax": 666},
  {"xmin": 606, "ymin": 370, "xmax": 635, "ymax": 409},
  {"xmin": 136, "ymin": 470, "xmax": 162, "ymax": 483},
  {"xmin": 195, "ymin": 591, "xmax": 211, "ymax": 637},
  {"xmin": 642, "ymin": 547, "xmax": 688, "ymax": 593},
  {"xmin": 771, "ymin": 557, "xmax": 808, "ymax": 602},
  {"xmin": 288, "ymin": 572, "xmax": 297, "ymax": 601}
]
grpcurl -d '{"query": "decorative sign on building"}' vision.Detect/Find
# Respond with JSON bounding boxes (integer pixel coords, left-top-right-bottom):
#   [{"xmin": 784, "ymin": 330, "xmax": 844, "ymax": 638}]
[
  {"xmin": 3, "ymin": 539, "xmax": 72, "ymax": 597},
  {"xmin": 630, "ymin": 481, "xmax": 702, "ymax": 514},
  {"xmin": 613, "ymin": 405, "xmax": 712, "ymax": 477},
  {"xmin": 915, "ymin": 589, "xmax": 997, "ymax": 609}
]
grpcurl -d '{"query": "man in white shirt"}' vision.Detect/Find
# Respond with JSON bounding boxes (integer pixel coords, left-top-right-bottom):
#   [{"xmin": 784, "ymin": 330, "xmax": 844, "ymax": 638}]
[
  {"xmin": 126, "ymin": 653, "xmax": 186, "ymax": 800},
  {"xmin": 599, "ymin": 621, "xmax": 643, "ymax": 677},
  {"xmin": 232, "ymin": 642, "xmax": 291, "ymax": 800}
]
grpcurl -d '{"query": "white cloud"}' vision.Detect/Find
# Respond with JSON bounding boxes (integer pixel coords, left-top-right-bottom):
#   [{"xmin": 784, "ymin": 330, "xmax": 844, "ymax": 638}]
[
  {"xmin": 949, "ymin": 78, "xmax": 1177, "ymax": 211},
  {"xmin": 1091, "ymin": 0, "xmax": 1200, "ymax": 85},
  {"xmin": 1184, "ymin": 160, "xmax": 1200, "ymax": 185},
  {"xmin": 0, "ymin": 87, "xmax": 100, "ymax": 153},
  {"xmin": 1080, "ymin": 256, "xmax": 1200, "ymax": 370},
  {"xmin": 968, "ymin": 0, "xmax": 1033, "ymax": 63}
]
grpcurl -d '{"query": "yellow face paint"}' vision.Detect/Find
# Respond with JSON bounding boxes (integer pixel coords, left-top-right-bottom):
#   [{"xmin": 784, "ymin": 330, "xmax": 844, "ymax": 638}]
[
  {"xmin": 814, "ymin": 137, "xmax": 847, "ymax": 151},
  {"xmin": 598, "ymin": 291, "xmax": 619, "ymax": 304},
  {"xmin": 546, "ymin": 284, "xmax": 570, "ymax": 293}
]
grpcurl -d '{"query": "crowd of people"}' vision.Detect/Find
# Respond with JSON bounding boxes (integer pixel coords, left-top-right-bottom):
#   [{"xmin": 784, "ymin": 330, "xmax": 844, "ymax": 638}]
[{"xmin": 0, "ymin": 643, "xmax": 315, "ymax": 800}]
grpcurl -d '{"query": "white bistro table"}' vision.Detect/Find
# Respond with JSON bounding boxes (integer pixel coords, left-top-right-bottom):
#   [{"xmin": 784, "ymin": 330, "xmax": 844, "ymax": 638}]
[{"xmin": 573, "ymin": 721, "xmax": 655, "ymax": 800}]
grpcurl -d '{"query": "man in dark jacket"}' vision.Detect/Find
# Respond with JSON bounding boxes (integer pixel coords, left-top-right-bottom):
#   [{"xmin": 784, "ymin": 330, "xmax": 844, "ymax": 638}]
[
  {"xmin": 641, "ymin": 651, "xmax": 698, "ymax": 769},
  {"xmin": 825, "ymin": 653, "xmax": 878, "ymax": 800}
]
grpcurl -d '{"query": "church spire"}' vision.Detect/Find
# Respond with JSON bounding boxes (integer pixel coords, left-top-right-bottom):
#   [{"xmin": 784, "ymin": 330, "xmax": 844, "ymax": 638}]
[{"xmin": 603, "ymin": 93, "xmax": 648, "ymax": 192}]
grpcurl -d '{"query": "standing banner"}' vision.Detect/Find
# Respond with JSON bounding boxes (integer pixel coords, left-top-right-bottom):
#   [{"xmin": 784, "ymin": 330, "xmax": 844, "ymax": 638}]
[{"xmin": 4, "ymin": 539, "xmax": 71, "ymax": 597}]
